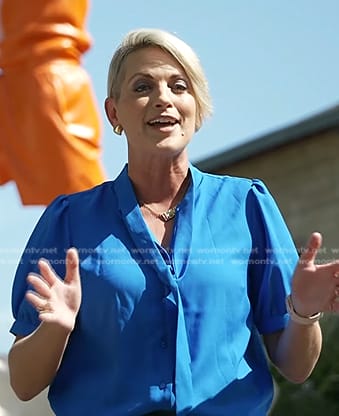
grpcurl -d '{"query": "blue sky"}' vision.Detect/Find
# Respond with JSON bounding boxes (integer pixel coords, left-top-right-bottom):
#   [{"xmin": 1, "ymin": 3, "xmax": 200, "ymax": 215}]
[{"xmin": 1, "ymin": 0, "xmax": 339, "ymax": 353}]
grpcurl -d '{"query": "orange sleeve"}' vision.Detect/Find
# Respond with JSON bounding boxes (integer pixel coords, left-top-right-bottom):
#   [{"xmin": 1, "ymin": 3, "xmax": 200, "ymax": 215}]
[{"xmin": 0, "ymin": 0, "xmax": 106, "ymax": 205}]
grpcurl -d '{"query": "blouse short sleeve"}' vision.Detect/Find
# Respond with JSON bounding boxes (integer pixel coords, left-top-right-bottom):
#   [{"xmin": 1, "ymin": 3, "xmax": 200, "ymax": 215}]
[
  {"xmin": 10, "ymin": 195, "xmax": 71, "ymax": 336},
  {"xmin": 246, "ymin": 179, "xmax": 299, "ymax": 334}
]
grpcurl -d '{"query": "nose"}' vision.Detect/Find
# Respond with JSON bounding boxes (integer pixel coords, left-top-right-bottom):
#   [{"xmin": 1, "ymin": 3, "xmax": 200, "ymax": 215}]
[{"xmin": 153, "ymin": 83, "xmax": 173, "ymax": 108}]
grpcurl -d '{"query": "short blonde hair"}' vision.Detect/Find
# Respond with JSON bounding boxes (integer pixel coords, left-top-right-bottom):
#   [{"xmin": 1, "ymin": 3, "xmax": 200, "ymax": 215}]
[{"xmin": 106, "ymin": 28, "xmax": 212, "ymax": 131}]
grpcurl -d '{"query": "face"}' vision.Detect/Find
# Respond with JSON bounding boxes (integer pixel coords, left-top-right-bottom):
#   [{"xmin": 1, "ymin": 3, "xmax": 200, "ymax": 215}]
[{"xmin": 105, "ymin": 47, "xmax": 197, "ymax": 160}]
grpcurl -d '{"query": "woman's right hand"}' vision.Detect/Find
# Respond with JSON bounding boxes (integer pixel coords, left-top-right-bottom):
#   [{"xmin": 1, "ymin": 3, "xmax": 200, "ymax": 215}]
[{"xmin": 25, "ymin": 248, "xmax": 82, "ymax": 333}]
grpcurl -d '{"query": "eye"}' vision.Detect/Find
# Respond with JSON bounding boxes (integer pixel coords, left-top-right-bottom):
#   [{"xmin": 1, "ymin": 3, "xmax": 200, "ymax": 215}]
[
  {"xmin": 134, "ymin": 81, "xmax": 151, "ymax": 93},
  {"xmin": 172, "ymin": 80, "xmax": 188, "ymax": 93}
]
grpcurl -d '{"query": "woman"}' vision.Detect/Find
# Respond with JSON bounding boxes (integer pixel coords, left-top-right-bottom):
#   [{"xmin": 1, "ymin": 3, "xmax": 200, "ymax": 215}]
[{"xmin": 8, "ymin": 28, "xmax": 339, "ymax": 415}]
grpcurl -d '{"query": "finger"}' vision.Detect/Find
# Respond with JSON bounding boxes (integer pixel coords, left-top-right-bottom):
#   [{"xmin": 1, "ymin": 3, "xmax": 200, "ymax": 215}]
[
  {"xmin": 37, "ymin": 258, "xmax": 59, "ymax": 286},
  {"xmin": 26, "ymin": 273, "xmax": 51, "ymax": 298},
  {"xmin": 25, "ymin": 290, "xmax": 48, "ymax": 311},
  {"xmin": 299, "ymin": 232, "xmax": 322, "ymax": 266},
  {"xmin": 64, "ymin": 248, "xmax": 80, "ymax": 285},
  {"xmin": 26, "ymin": 292, "xmax": 54, "ymax": 321}
]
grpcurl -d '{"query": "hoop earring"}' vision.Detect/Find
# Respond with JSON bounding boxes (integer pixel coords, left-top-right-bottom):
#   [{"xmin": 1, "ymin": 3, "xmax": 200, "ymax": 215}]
[{"xmin": 113, "ymin": 124, "xmax": 123, "ymax": 136}]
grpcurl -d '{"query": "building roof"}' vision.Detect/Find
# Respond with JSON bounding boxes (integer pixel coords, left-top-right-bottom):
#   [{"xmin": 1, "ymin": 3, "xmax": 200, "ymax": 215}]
[{"xmin": 194, "ymin": 104, "xmax": 339, "ymax": 172}]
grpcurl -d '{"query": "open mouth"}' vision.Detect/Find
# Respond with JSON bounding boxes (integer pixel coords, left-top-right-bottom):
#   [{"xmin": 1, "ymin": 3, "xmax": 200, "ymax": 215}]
[{"xmin": 147, "ymin": 116, "xmax": 179, "ymax": 128}]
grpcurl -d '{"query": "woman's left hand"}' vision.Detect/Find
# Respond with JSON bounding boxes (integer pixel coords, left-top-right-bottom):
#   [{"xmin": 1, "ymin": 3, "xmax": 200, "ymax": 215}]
[{"xmin": 291, "ymin": 232, "xmax": 339, "ymax": 316}]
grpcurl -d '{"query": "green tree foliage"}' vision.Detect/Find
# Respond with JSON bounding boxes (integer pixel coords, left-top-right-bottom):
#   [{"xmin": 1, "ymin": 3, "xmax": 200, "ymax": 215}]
[{"xmin": 269, "ymin": 316, "xmax": 339, "ymax": 415}]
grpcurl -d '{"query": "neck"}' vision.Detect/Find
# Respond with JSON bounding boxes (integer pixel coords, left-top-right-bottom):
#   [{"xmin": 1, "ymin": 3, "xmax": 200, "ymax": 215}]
[{"xmin": 128, "ymin": 154, "xmax": 190, "ymax": 207}]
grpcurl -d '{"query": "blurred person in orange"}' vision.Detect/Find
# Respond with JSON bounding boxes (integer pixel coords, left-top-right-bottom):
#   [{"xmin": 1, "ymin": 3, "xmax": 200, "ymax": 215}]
[{"xmin": 0, "ymin": 0, "xmax": 106, "ymax": 205}]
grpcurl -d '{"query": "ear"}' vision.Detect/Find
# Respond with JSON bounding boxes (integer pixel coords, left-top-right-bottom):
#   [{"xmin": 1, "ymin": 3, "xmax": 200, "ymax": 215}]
[{"xmin": 104, "ymin": 97, "xmax": 119, "ymax": 127}]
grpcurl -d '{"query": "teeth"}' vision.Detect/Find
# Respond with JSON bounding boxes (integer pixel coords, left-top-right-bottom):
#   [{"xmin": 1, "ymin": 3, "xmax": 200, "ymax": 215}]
[{"xmin": 149, "ymin": 117, "xmax": 177, "ymax": 125}]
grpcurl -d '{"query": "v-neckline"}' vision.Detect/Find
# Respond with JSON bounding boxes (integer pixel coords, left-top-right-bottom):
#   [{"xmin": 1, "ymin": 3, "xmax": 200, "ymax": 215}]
[{"xmin": 113, "ymin": 163, "xmax": 196, "ymax": 283}]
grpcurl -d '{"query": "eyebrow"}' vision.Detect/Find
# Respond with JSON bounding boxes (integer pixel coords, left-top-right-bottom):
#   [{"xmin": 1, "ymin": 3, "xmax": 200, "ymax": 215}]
[
  {"xmin": 126, "ymin": 71, "xmax": 187, "ymax": 85},
  {"xmin": 127, "ymin": 72, "xmax": 153, "ymax": 84}
]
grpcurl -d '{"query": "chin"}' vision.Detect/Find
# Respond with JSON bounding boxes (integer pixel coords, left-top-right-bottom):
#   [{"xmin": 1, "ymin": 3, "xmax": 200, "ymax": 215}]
[
  {"xmin": 158, "ymin": 131, "xmax": 191, "ymax": 145},
  {"xmin": 154, "ymin": 143, "xmax": 189, "ymax": 160}
]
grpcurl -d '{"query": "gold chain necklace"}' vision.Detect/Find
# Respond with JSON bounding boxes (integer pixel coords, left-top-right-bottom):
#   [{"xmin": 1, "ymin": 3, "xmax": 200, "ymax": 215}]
[
  {"xmin": 139, "ymin": 174, "xmax": 190, "ymax": 222},
  {"xmin": 141, "ymin": 203, "xmax": 177, "ymax": 222}
]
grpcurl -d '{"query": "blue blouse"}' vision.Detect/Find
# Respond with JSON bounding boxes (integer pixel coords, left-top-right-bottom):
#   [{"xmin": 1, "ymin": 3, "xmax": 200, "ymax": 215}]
[{"xmin": 10, "ymin": 164, "xmax": 299, "ymax": 415}]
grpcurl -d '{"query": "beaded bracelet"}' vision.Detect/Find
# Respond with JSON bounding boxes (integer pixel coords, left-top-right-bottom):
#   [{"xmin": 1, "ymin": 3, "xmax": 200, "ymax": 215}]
[{"xmin": 285, "ymin": 294, "xmax": 323, "ymax": 325}]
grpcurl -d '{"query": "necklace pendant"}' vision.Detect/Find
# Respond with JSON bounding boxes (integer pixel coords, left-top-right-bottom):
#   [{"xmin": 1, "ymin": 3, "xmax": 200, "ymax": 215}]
[{"xmin": 159, "ymin": 207, "xmax": 176, "ymax": 222}]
